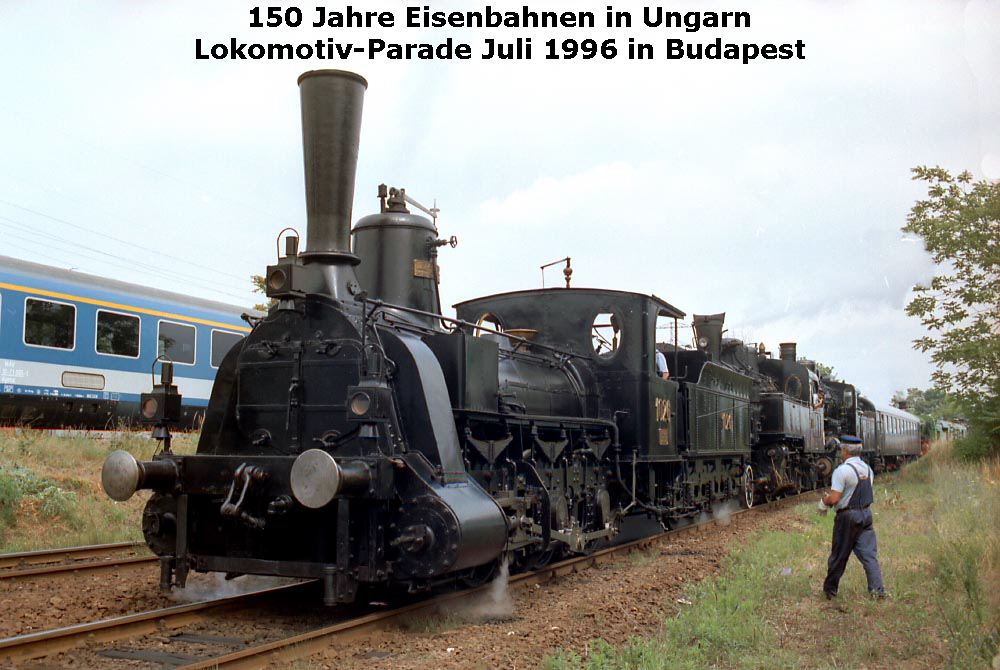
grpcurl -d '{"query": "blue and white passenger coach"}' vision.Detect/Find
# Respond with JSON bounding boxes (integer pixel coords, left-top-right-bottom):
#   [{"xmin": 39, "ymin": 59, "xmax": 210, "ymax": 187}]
[{"xmin": 0, "ymin": 255, "xmax": 254, "ymax": 429}]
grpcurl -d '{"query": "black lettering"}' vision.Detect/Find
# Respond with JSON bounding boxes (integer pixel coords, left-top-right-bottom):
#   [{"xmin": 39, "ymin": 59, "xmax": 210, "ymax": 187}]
[{"xmin": 230, "ymin": 38, "xmax": 247, "ymax": 59}]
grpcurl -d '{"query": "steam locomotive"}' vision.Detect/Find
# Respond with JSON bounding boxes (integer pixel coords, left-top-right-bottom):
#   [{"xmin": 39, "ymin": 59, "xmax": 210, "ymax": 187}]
[{"xmin": 101, "ymin": 70, "xmax": 920, "ymax": 605}]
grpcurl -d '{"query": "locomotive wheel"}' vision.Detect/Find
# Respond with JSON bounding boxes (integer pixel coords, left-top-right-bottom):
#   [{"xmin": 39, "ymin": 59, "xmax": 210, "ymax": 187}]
[
  {"xmin": 742, "ymin": 465, "xmax": 755, "ymax": 509},
  {"xmin": 525, "ymin": 547, "xmax": 558, "ymax": 570},
  {"xmin": 460, "ymin": 560, "xmax": 500, "ymax": 588}
]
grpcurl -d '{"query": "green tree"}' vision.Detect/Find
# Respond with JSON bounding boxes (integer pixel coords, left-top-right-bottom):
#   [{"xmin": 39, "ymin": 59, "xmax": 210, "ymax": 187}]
[
  {"xmin": 815, "ymin": 362, "xmax": 838, "ymax": 381},
  {"xmin": 890, "ymin": 386, "xmax": 960, "ymax": 418},
  {"xmin": 903, "ymin": 166, "xmax": 1000, "ymax": 457},
  {"xmin": 251, "ymin": 275, "xmax": 275, "ymax": 312},
  {"xmin": 891, "ymin": 386, "xmax": 968, "ymax": 441}
]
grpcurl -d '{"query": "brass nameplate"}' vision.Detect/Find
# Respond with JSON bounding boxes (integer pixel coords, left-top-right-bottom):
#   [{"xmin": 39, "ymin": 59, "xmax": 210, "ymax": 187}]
[{"xmin": 413, "ymin": 259, "xmax": 436, "ymax": 279}]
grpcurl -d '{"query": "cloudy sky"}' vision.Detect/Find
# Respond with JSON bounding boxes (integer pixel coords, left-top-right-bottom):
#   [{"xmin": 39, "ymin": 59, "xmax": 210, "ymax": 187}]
[{"xmin": 2, "ymin": 0, "xmax": 998, "ymax": 404}]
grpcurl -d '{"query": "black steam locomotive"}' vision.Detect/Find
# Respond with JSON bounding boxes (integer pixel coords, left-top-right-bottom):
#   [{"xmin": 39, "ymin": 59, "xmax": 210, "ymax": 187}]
[{"xmin": 101, "ymin": 70, "xmax": 920, "ymax": 604}]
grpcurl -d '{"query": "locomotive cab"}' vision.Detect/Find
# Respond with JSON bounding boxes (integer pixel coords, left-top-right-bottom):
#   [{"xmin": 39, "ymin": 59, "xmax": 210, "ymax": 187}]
[{"xmin": 455, "ymin": 288, "xmax": 685, "ymax": 460}]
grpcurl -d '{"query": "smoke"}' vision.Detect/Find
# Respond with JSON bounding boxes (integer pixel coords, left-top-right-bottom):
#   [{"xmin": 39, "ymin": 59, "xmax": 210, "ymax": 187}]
[
  {"xmin": 455, "ymin": 559, "xmax": 515, "ymax": 623},
  {"xmin": 168, "ymin": 573, "xmax": 300, "ymax": 603}
]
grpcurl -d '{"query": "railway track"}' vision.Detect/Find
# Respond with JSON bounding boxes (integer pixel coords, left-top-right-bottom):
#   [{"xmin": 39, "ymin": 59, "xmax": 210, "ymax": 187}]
[
  {"xmin": 0, "ymin": 493, "xmax": 808, "ymax": 669},
  {"xmin": 0, "ymin": 541, "xmax": 156, "ymax": 580}
]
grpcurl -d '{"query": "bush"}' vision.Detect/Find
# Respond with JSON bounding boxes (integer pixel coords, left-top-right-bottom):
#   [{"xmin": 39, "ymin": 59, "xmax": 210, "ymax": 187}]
[
  {"xmin": 0, "ymin": 467, "xmax": 82, "ymax": 535},
  {"xmin": 954, "ymin": 423, "xmax": 1000, "ymax": 461},
  {"xmin": 0, "ymin": 469, "xmax": 23, "ymax": 528}
]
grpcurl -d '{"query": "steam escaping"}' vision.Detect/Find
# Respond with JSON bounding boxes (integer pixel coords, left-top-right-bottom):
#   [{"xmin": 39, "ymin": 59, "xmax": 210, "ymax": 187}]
[
  {"xmin": 455, "ymin": 559, "xmax": 515, "ymax": 623},
  {"xmin": 168, "ymin": 573, "xmax": 300, "ymax": 603},
  {"xmin": 712, "ymin": 500, "xmax": 738, "ymax": 526},
  {"xmin": 695, "ymin": 500, "xmax": 737, "ymax": 527}
]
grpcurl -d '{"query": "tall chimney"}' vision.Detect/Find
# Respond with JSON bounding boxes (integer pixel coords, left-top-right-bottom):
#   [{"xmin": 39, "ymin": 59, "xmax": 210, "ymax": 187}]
[
  {"xmin": 297, "ymin": 70, "xmax": 368, "ymax": 259},
  {"xmin": 779, "ymin": 343, "xmax": 797, "ymax": 362}
]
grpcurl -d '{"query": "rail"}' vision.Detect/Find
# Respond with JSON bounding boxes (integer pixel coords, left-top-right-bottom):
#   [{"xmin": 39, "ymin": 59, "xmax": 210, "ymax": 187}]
[
  {"xmin": 0, "ymin": 541, "xmax": 154, "ymax": 580},
  {"xmin": 0, "ymin": 493, "xmax": 808, "ymax": 667}
]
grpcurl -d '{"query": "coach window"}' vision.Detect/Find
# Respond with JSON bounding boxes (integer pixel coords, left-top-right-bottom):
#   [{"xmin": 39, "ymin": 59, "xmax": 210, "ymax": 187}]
[
  {"xmin": 211, "ymin": 330, "xmax": 243, "ymax": 368},
  {"xmin": 96, "ymin": 310, "xmax": 140, "ymax": 358},
  {"xmin": 158, "ymin": 321, "xmax": 196, "ymax": 365},
  {"xmin": 24, "ymin": 298, "xmax": 75, "ymax": 350}
]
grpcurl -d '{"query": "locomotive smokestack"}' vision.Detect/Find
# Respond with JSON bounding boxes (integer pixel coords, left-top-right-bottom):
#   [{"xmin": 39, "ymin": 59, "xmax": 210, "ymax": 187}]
[
  {"xmin": 693, "ymin": 313, "xmax": 725, "ymax": 362},
  {"xmin": 297, "ymin": 70, "xmax": 368, "ymax": 258},
  {"xmin": 780, "ymin": 343, "xmax": 797, "ymax": 362}
]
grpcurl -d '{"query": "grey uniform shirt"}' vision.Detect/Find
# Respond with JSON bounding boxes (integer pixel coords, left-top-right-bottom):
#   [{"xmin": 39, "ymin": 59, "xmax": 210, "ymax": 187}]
[{"xmin": 830, "ymin": 456, "xmax": 874, "ymax": 511}]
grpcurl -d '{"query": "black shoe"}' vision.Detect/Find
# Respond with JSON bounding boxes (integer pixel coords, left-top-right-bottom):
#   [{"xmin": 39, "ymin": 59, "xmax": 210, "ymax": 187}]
[
  {"xmin": 824, "ymin": 591, "xmax": 836, "ymax": 600},
  {"xmin": 870, "ymin": 591, "xmax": 888, "ymax": 600}
]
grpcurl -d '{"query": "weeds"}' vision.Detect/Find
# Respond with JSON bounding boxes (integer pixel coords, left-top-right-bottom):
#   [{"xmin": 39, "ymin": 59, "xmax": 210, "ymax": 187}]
[
  {"xmin": 0, "ymin": 429, "xmax": 198, "ymax": 551},
  {"xmin": 0, "ymin": 466, "xmax": 82, "ymax": 542},
  {"xmin": 396, "ymin": 610, "xmax": 464, "ymax": 634}
]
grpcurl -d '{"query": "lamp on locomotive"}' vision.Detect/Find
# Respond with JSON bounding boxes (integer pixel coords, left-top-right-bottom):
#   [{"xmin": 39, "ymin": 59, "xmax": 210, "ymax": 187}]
[{"xmin": 140, "ymin": 361, "xmax": 182, "ymax": 425}]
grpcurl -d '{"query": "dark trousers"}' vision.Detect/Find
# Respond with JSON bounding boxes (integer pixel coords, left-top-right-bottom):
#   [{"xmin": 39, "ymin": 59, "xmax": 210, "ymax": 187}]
[{"xmin": 823, "ymin": 508, "xmax": 884, "ymax": 596}]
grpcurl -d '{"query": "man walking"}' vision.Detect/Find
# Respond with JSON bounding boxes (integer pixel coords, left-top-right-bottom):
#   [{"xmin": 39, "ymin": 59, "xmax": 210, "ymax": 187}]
[{"xmin": 818, "ymin": 435, "xmax": 886, "ymax": 598}]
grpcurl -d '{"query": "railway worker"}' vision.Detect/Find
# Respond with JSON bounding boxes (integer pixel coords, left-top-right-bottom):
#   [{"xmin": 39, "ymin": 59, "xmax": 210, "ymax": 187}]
[
  {"xmin": 817, "ymin": 435, "xmax": 886, "ymax": 599},
  {"xmin": 654, "ymin": 349, "xmax": 670, "ymax": 379}
]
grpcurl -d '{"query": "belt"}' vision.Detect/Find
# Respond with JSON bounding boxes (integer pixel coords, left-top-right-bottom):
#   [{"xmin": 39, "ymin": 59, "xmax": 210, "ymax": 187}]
[{"xmin": 837, "ymin": 505, "xmax": 870, "ymax": 513}]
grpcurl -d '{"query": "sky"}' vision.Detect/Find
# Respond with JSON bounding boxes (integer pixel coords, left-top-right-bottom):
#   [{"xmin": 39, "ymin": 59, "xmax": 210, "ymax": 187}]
[{"xmin": 1, "ymin": 0, "xmax": 998, "ymax": 404}]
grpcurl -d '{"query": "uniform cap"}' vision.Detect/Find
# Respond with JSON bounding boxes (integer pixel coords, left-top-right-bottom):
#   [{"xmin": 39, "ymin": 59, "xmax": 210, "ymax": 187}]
[{"xmin": 840, "ymin": 435, "xmax": 862, "ymax": 444}]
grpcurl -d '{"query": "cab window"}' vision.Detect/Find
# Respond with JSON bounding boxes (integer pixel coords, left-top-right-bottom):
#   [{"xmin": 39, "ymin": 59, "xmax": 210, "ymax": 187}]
[{"xmin": 592, "ymin": 312, "xmax": 621, "ymax": 358}]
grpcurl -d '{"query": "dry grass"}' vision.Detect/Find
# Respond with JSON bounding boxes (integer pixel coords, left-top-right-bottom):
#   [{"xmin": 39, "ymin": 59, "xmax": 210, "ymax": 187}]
[{"xmin": 544, "ymin": 441, "xmax": 1000, "ymax": 669}]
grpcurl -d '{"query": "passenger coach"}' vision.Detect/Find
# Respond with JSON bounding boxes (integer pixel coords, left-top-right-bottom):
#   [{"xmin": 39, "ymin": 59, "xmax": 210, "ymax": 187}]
[
  {"xmin": 856, "ymin": 397, "xmax": 921, "ymax": 470},
  {"xmin": 0, "ymin": 255, "xmax": 253, "ymax": 429}
]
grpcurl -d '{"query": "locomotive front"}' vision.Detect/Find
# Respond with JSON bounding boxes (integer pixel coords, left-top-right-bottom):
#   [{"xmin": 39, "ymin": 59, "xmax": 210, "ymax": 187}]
[{"xmin": 100, "ymin": 70, "xmax": 507, "ymax": 604}]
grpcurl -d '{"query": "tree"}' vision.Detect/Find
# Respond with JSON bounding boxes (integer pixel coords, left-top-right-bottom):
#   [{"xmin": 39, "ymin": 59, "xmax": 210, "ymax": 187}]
[
  {"xmin": 903, "ymin": 166, "xmax": 1000, "ymax": 456},
  {"xmin": 814, "ymin": 362, "xmax": 838, "ymax": 381},
  {"xmin": 251, "ymin": 275, "xmax": 275, "ymax": 312},
  {"xmin": 890, "ymin": 386, "xmax": 960, "ymax": 418}
]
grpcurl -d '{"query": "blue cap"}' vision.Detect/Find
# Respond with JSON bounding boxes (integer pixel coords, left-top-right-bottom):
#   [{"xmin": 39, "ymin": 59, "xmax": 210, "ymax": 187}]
[{"xmin": 840, "ymin": 435, "xmax": 862, "ymax": 444}]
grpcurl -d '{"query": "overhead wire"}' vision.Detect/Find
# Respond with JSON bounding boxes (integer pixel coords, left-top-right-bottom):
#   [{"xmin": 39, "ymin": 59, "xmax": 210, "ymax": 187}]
[
  {"xmin": 0, "ymin": 198, "xmax": 251, "ymax": 285},
  {"xmin": 0, "ymin": 104, "xmax": 289, "ymax": 305},
  {"xmin": 0, "ymin": 214, "xmax": 255, "ymax": 304}
]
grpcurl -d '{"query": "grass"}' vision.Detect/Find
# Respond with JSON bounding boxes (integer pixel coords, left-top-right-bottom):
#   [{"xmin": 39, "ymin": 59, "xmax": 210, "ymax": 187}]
[
  {"xmin": 0, "ymin": 427, "xmax": 198, "ymax": 552},
  {"xmin": 395, "ymin": 610, "xmax": 465, "ymax": 635},
  {"xmin": 542, "ymin": 441, "xmax": 1000, "ymax": 670}
]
